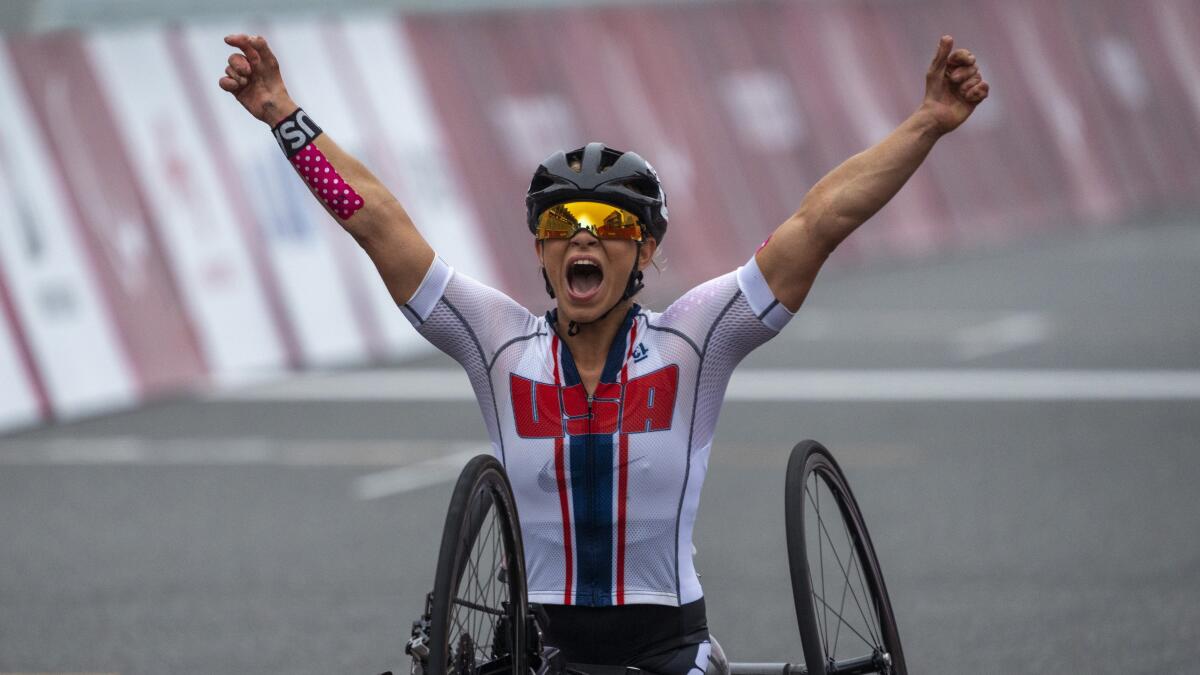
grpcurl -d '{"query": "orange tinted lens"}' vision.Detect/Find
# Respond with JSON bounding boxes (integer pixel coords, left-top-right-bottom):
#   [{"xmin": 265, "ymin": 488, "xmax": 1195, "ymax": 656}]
[{"xmin": 536, "ymin": 201, "xmax": 644, "ymax": 241}]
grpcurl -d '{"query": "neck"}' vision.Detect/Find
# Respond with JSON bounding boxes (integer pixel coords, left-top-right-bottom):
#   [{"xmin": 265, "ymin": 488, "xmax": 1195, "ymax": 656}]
[{"xmin": 555, "ymin": 300, "xmax": 633, "ymax": 370}]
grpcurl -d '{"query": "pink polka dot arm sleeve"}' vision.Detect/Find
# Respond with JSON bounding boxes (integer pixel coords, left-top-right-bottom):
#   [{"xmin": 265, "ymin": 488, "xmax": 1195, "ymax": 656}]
[
  {"xmin": 273, "ymin": 107, "xmax": 364, "ymax": 221},
  {"xmin": 290, "ymin": 144, "xmax": 364, "ymax": 220}
]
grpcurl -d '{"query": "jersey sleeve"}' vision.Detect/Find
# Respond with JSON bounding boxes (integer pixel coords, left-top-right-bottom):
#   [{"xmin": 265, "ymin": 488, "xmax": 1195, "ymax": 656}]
[
  {"xmin": 658, "ymin": 254, "xmax": 795, "ymax": 358},
  {"xmin": 734, "ymin": 254, "xmax": 797, "ymax": 334},
  {"xmin": 655, "ymin": 255, "xmax": 795, "ymax": 447},
  {"xmin": 401, "ymin": 256, "xmax": 538, "ymax": 370}
]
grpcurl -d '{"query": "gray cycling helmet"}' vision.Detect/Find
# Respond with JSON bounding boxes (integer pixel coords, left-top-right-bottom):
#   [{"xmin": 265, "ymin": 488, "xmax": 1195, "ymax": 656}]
[{"xmin": 525, "ymin": 142, "xmax": 668, "ymax": 244}]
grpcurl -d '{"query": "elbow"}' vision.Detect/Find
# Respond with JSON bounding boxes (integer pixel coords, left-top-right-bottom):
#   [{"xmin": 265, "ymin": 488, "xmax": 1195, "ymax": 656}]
[
  {"xmin": 795, "ymin": 195, "xmax": 865, "ymax": 258},
  {"xmin": 810, "ymin": 223, "xmax": 842, "ymax": 259},
  {"xmin": 789, "ymin": 210, "xmax": 841, "ymax": 259}
]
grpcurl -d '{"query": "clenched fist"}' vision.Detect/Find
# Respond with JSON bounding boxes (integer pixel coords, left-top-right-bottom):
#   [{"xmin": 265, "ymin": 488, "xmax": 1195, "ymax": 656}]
[
  {"xmin": 920, "ymin": 35, "xmax": 990, "ymax": 135},
  {"xmin": 219, "ymin": 34, "xmax": 296, "ymax": 126}
]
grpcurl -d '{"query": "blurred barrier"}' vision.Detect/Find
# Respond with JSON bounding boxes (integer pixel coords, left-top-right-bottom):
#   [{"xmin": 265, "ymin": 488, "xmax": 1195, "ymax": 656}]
[
  {"xmin": 407, "ymin": 0, "xmax": 1200, "ymax": 301},
  {"xmin": 0, "ymin": 0, "xmax": 1197, "ymax": 432}
]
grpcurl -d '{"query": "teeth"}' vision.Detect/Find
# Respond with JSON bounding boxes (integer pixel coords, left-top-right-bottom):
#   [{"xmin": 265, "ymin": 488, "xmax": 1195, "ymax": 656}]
[{"xmin": 572, "ymin": 260, "xmax": 599, "ymax": 269}]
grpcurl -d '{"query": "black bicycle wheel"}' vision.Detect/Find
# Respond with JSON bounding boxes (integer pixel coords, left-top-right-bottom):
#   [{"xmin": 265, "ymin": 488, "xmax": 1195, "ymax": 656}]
[
  {"xmin": 428, "ymin": 454, "xmax": 528, "ymax": 675},
  {"xmin": 785, "ymin": 441, "xmax": 906, "ymax": 675}
]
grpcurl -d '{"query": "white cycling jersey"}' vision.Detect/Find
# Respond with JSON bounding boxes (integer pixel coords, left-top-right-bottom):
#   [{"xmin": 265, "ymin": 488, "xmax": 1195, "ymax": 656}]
[{"xmin": 402, "ymin": 255, "xmax": 794, "ymax": 607}]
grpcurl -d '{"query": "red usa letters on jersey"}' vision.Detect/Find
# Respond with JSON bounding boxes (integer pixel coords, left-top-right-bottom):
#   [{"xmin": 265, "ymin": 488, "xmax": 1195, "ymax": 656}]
[{"xmin": 510, "ymin": 365, "xmax": 679, "ymax": 438}]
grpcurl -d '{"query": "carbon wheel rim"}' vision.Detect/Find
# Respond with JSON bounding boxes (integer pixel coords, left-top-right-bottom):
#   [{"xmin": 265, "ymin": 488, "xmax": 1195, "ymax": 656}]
[
  {"xmin": 802, "ymin": 463, "xmax": 894, "ymax": 673},
  {"xmin": 429, "ymin": 456, "xmax": 527, "ymax": 675},
  {"xmin": 445, "ymin": 487, "xmax": 516, "ymax": 673}
]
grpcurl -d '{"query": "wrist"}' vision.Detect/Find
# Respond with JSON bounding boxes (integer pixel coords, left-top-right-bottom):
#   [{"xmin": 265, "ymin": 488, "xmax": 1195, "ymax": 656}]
[
  {"xmin": 261, "ymin": 96, "xmax": 298, "ymax": 127},
  {"xmin": 272, "ymin": 107, "xmax": 323, "ymax": 158},
  {"xmin": 911, "ymin": 104, "xmax": 947, "ymax": 139}
]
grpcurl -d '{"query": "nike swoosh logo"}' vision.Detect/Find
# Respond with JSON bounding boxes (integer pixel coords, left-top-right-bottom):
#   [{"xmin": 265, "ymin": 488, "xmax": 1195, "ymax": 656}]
[{"xmin": 537, "ymin": 454, "xmax": 648, "ymax": 493}]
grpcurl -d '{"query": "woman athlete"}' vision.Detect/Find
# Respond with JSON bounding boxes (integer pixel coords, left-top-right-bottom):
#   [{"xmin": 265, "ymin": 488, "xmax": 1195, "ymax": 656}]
[{"xmin": 220, "ymin": 32, "xmax": 988, "ymax": 675}]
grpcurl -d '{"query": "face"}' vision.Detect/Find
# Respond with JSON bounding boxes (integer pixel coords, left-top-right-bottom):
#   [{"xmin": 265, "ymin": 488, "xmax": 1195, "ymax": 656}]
[{"xmin": 537, "ymin": 231, "xmax": 656, "ymax": 323}]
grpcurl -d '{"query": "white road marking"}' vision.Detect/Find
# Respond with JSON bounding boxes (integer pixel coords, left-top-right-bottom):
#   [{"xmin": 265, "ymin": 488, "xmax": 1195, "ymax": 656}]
[
  {"xmin": 0, "ymin": 437, "xmax": 485, "ymax": 466},
  {"xmin": 727, "ymin": 369, "xmax": 1200, "ymax": 400},
  {"xmin": 215, "ymin": 368, "xmax": 1200, "ymax": 402},
  {"xmin": 352, "ymin": 449, "xmax": 480, "ymax": 500},
  {"xmin": 211, "ymin": 368, "xmax": 474, "ymax": 401},
  {"xmin": 951, "ymin": 312, "xmax": 1051, "ymax": 361},
  {"xmin": 790, "ymin": 309, "xmax": 1052, "ymax": 359}
]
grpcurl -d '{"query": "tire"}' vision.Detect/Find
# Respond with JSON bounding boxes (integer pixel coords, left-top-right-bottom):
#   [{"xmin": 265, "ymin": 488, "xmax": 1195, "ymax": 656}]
[
  {"xmin": 785, "ymin": 441, "xmax": 906, "ymax": 675},
  {"xmin": 428, "ymin": 454, "xmax": 529, "ymax": 675}
]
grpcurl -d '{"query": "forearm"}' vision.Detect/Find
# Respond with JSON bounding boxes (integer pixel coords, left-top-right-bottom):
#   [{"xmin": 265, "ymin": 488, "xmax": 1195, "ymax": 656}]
[
  {"xmin": 271, "ymin": 104, "xmax": 434, "ymax": 302},
  {"xmin": 755, "ymin": 35, "xmax": 987, "ymax": 312},
  {"xmin": 301, "ymin": 130, "xmax": 419, "ymax": 249},
  {"xmin": 221, "ymin": 33, "xmax": 435, "ymax": 303},
  {"xmin": 797, "ymin": 107, "xmax": 942, "ymax": 254}
]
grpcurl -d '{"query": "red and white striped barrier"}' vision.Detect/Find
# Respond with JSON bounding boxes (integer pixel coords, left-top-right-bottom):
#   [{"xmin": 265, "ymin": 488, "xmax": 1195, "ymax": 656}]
[{"xmin": 0, "ymin": 0, "xmax": 1197, "ymax": 432}]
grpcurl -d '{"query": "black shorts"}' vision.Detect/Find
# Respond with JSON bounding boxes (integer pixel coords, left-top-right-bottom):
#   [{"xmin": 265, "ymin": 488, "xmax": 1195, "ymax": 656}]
[{"xmin": 540, "ymin": 597, "xmax": 710, "ymax": 674}]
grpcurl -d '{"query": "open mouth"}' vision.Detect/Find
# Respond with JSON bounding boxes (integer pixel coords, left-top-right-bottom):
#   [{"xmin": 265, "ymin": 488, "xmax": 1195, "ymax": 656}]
[{"xmin": 566, "ymin": 258, "xmax": 604, "ymax": 302}]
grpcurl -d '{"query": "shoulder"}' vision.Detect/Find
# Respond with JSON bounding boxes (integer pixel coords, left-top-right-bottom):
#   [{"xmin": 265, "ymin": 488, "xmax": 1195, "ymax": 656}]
[
  {"xmin": 403, "ymin": 257, "xmax": 541, "ymax": 362},
  {"xmin": 647, "ymin": 256, "xmax": 795, "ymax": 354}
]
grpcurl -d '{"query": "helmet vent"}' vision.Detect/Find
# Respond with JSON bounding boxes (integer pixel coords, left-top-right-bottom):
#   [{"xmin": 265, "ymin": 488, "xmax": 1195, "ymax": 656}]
[
  {"xmin": 598, "ymin": 148, "xmax": 622, "ymax": 173},
  {"xmin": 529, "ymin": 174, "xmax": 554, "ymax": 192},
  {"xmin": 565, "ymin": 150, "xmax": 584, "ymax": 173},
  {"xmin": 623, "ymin": 177, "xmax": 659, "ymax": 198}
]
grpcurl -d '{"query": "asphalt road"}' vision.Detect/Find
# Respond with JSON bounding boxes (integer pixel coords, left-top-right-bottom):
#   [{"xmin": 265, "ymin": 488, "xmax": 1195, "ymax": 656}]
[{"xmin": 2, "ymin": 213, "xmax": 1198, "ymax": 674}]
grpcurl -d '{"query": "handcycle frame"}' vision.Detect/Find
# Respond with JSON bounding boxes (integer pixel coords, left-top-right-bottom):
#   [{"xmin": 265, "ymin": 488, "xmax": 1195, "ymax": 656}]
[{"xmin": 401, "ymin": 440, "xmax": 904, "ymax": 675}]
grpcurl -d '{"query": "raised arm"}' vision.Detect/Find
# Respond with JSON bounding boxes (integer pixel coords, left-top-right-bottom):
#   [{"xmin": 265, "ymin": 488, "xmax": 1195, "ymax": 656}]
[
  {"xmin": 756, "ymin": 35, "xmax": 989, "ymax": 311},
  {"xmin": 219, "ymin": 34, "xmax": 434, "ymax": 305}
]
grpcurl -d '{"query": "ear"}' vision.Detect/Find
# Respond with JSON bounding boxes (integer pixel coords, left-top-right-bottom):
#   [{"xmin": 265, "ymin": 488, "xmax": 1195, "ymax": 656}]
[
  {"xmin": 637, "ymin": 237, "xmax": 658, "ymax": 271},
  {"xmin": 534, "ymin": 238, "xmax": 544, "ymax": 265}
]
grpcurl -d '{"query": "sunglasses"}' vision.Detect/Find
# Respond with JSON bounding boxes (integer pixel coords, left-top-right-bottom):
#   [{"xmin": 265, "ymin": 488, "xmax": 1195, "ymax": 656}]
[{"xmin": 535, "ymin": 201, "xmax": 645, "ymax": 242}]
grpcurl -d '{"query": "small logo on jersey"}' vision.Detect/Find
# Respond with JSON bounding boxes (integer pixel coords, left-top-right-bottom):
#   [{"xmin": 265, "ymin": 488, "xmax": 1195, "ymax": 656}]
[
  {"xmin": 632, "ymin": 342, "xmax": 649, "ymax": 363},
  {"xmin": 538, "ymin": 455, "xmax": 646, "ymax": 493}
]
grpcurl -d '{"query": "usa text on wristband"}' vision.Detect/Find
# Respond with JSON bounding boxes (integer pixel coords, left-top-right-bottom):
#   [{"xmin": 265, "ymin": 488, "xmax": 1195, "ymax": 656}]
[{"xmin": 273, "ymin": 108, "xmax": 322, "ymax": 158}]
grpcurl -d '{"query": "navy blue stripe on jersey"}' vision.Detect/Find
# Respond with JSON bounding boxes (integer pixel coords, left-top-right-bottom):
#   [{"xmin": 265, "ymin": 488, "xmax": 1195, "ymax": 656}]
[
  {"xmin": 555, "ymin": 306, "xmax": 638, "ymax": 606},
  {"xmin": 569, "ymin": 432, "xmax": 614, "ymax": 605}
]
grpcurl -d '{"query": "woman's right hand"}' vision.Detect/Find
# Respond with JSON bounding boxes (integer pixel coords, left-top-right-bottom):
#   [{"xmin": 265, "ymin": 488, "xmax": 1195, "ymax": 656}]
[{"xmin": 219, "ymin": 34, "xmax": 296, "ymax": 126}]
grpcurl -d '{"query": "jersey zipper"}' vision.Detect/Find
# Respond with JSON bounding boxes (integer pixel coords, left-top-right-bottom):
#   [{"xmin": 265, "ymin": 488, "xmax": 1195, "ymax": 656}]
[{"xmin": 585, "ymin": 392, "xmax": 595, "ymax": 605}]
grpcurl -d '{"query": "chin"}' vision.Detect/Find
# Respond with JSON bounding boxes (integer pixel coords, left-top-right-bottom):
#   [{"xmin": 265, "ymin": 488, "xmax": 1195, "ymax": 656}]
[
  {"xmin": 560, "ymin": 289, "xmax": 620, "ymax": 321},
  {"xmin": 561, "ymin": 304, "xmax": 604, "ymax": 324}
]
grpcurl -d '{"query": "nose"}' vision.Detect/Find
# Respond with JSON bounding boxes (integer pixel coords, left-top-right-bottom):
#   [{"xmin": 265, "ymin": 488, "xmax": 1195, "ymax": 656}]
[{"xmin": 568, "ymin": 230, "xmax": 600, "ymax": 247}]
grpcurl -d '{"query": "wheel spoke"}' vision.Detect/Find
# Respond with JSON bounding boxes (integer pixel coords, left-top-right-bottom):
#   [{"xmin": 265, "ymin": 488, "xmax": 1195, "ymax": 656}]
[
  {"xmin": 453, "ymin": 597, "xmax": 507, "ymax": 616},
  {"xmin": 456, "ymin": 506, "xmax": 480, "ymax": 648},
  {"xmin": 476, "ymin": 506, "xmax": 500, "ymax": 658},
  {"xmin": 831, "ymin": 548, "xmax": 852, "ymax": 656},
  {"xmin": 478, "ymin": 508, "xmax": 497, "ymax": 601},
  {"xmin": 808, "ymin": 472, "xmax": 880, "ymax": 653},
  {"xmin": 484, "ymin": 508, "xmax": 503, "ymax": 656},
  {"xmin": 809, "ymin": 473, "xmax": 830, "ymax": 656},
  {"xmin": 840, "ymin": 504, "xmax": 881, "ymax": 647},
  {"xmin": 823, "ymin": 505, "xmax": 874, "ymax": 650},
  {"xmin": 456, "ymin": 490, "xmax": 505, "ymax": 667},
  {"xmin": 811, "ymin": 589, "xmax": 876, "ymax": 649},
  {"xmin": 810, "ymin": 479, "xmax": 864, "ymax": 647}
]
